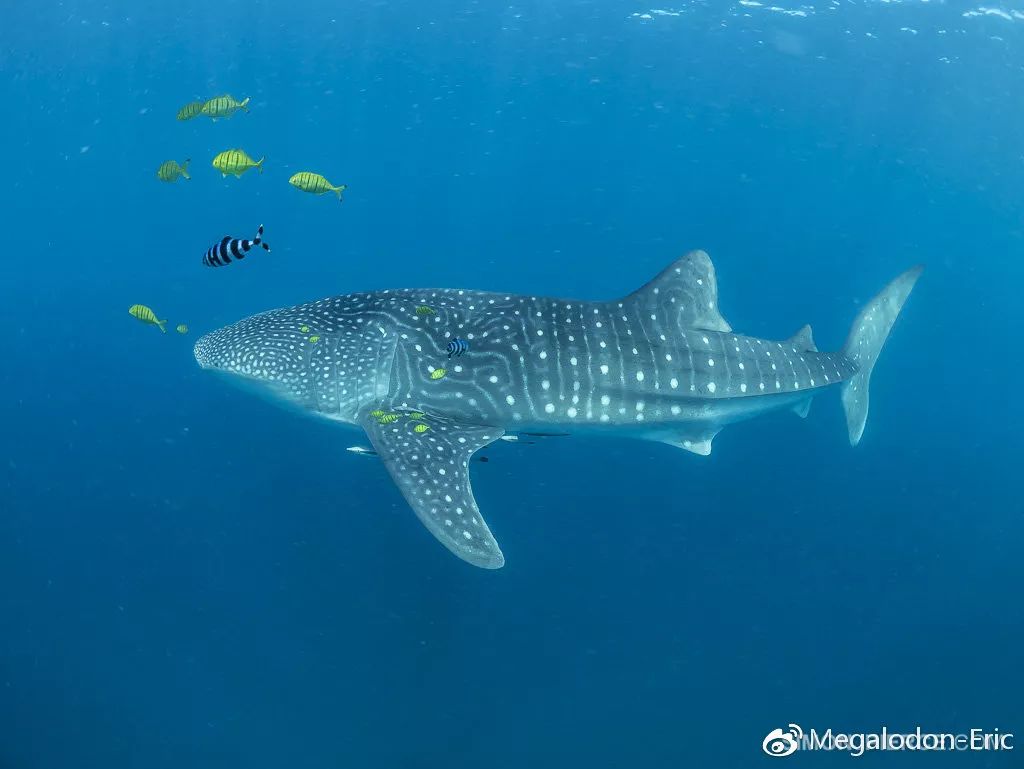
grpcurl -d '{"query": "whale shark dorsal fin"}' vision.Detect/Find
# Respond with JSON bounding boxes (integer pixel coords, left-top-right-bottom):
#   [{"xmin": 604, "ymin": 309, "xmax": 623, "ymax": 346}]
[
  {"xmin": 360, "ymin": 411, "xmax": 506, "ymax": 569},
  {"xmin": 788, "ymin": 324, "xmax": 817, "ymax": 352},
  {"xmin": 622, "ymin": 250, "xmax": 731, "ymax": 332}
]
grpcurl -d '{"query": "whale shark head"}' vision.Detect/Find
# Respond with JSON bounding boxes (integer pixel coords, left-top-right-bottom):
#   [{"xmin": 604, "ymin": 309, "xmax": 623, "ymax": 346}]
[
  {"xmin": 194, "ymin": 296, "xmax": 400, "ymax": 422},
  {"xmin": 194, "ymin": 308, "xmax": 320, "ymax": 410}
]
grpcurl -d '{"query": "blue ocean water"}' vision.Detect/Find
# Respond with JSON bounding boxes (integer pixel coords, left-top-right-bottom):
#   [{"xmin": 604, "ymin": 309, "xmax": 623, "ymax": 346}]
[{"xmin": 2, "ymin": 0, "xmax": 1023, "ymax": 766}]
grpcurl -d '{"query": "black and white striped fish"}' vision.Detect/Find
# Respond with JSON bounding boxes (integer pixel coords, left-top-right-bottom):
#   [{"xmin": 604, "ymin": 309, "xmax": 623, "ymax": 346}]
[
  {"xmin": 446, "ymin": 337, "xmax": 469, "ymax": 358},
  {"xmin": 202, "ymin": 224, "xmax": 270, "ymax": 267}
]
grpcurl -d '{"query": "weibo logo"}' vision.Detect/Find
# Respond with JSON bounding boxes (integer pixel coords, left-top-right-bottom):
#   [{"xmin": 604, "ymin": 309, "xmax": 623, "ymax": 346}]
[{"xmin": 763, "ymin": 724, "xmax": 804, "ymax": 757}]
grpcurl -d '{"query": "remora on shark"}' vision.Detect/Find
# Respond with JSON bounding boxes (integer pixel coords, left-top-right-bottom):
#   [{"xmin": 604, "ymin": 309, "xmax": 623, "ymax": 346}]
[{"xmin": 195, "ymin": 251, "xmax": 921, "ymax": 568}]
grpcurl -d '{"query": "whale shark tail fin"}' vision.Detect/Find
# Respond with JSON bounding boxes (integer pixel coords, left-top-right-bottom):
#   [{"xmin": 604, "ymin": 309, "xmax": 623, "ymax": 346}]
[{"xmin": 840, "ymin": 266, "xmax": 923, "ymax": 446}]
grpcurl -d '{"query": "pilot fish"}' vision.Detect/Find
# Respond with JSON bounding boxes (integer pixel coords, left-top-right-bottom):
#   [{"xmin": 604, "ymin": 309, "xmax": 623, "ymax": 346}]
[
  {"xmin": 288, "ymin": 171, "xmax": 347, "ymax": 201},
  {"xmin": 446, "ymin": 338, "xmax": 469, "ymax": 359},
  {"xmin": 202, "ymin": 224, "xmax": 270, "ymax": 267},
  {"xmin": 176, "ymin": 101, "xmax": 204, "ymax": 121},
  {"xmin": 212, "ymin": 148, "xmax": 263, "ymax": 178},
  {"xmin": 201, "ymin": 94, "xmax": 250, "ymax": 120},
  {"xmin": 156, "ymin": 159, "xmax": 190, "ymax": 182},
  {"xmin": 128, "ymin": 304, "xmax": 167, "ymax": 333}
]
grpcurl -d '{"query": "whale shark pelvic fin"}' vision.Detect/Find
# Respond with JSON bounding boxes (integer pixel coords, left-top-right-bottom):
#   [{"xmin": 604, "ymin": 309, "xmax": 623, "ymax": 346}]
[
  {"xmin": 622, "ymin": 250, "xmax": 732, "ymax": 332},
  {"xmin": 660, "ymin": 429, "xmax": 719, "ymax": 456},
  {"xmin": 360, "ymin": 410, "xmax": 506, "ymax": 568}
]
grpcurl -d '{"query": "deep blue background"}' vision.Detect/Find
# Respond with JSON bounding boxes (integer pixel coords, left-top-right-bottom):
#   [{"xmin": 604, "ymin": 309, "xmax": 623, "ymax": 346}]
[{"xmin": 2, "ymin": 1, "xmax": 1022, "ymax": 767}]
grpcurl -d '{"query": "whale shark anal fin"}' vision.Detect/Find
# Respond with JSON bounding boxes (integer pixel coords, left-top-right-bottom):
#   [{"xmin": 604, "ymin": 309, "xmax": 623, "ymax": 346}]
[{"xmin": 359, "ymin": 411, "xmax": 506, "ymax": 569}]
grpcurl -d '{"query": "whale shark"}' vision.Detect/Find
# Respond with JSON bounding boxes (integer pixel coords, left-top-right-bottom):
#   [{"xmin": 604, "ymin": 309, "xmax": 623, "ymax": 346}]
[{"xmin": 194, "ymin": 251, "xmax": 921, "ymax": 569}]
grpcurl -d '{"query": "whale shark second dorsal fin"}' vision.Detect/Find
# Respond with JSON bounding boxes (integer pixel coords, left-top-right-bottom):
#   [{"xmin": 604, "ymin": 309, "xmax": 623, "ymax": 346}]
[
  {"xmin": 621, "ymin": 250, "xmax": 732, "ymax": 333},
  {"xmin": 360, "ymin": 410, "xmax": 506, "ymax": 569},
  {"xmin": 787, "ymin": 324, "xmax": 817, "ymax": 352}
]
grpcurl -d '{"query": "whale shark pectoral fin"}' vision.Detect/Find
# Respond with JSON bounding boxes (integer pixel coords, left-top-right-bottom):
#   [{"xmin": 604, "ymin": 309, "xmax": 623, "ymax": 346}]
[
  {"xmin": 622, "ymin": 250, "xmax": 731, "ymax": 333},
  {"xmin": 360, "ymin": 412, "xmax": 506, "ymax": 569}
]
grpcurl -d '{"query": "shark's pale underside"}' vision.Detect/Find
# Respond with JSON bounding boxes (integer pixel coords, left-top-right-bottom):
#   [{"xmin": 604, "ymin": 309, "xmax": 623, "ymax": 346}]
[{"xmin": 195, "ymin": 252, "xmax": 921, "ymax": 568}]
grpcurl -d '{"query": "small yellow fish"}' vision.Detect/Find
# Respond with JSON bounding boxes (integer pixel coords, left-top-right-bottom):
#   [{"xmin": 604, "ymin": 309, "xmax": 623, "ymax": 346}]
[
  {"xmin": 308, "ymin": 335, "xmax": 321, "ymax": 343},
  {"xmin": 212, "ymin": 148, "xmax": 264, "ymax": 178},
  {"xmin": 413, "ymin": 423, "xmax": 430, "ymax": 434},
  {"xmin": 377, "ymin": 413, "xmax": 399, "ymax": 425},
  {"xmin": 128, "ymin": 304, "xmax": 167, "ymax": 333},
  {"xmin": 201, "ymin": 94, "xmax": 250, "ymax": 120},
  {"xmin": 415, "ymin": 305, "xmax": 436, "ymax": 316},
  {"xmin": 156, "ymin": 159, "xmax": 190, "ymax": 182},
  {"xmin": 175, "ymin": 324, "xmax": 188, "ymax": 334},
  {"xmin": 288, "ymin": 172, "xmax": 347, "ymax": 202},
  {"xmin": 176, "ymin": 101, "xmax": 204, "ymax": 121},
  {"xmin": 430, "ymin": 368, "xmax": 447, "ymax": 380},
  {"xmin": 299, "ymin": 325, "xmax": 310, "ymax": 333},
  {"xmin": 369, "ymin": 409, "xmax": 386, "ymax": 418},
  {"xmin": 409, "ymin": 412, "xmax": 425, "ymax": 420}
]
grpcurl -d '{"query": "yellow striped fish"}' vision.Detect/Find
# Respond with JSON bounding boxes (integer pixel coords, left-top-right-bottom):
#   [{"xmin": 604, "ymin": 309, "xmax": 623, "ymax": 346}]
[
  {"xmin": 156, "ymin": 159, "xmax": 190, "ymax": 182},
  {"xmin": 201, "ymin": 94, "xmax": 250, "ymax": 120},
  {"xmin": 128, "ymin": 304, "xmax": 167, "ymax": 333},
  {"xmin": 176, "ymin": 324, "xmax": 189, "ymax": 334},
  {"xmin": 288, "ymin": 172, "xmax": 347, "ymax": 202},
  {"xmin": 430, "ymin": 368, "xmax": 447, "ymax": 380},
  {"xmin": 176, "ymin": 101, "xmax": 204, "ymax": 121},
  {"xmin": 212, "ymin": 149, "xmax": 264, "ymax": 178}
]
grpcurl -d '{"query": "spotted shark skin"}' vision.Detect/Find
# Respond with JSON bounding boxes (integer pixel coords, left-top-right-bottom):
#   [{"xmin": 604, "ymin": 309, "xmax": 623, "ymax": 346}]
[{"xmin": 195, "ymin": 251, "xmax": 922, "ymax": 568}]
